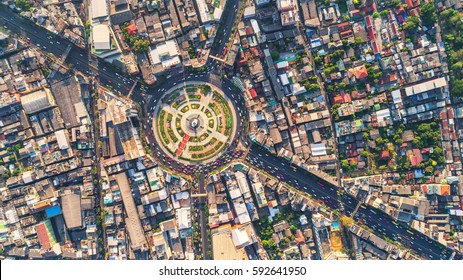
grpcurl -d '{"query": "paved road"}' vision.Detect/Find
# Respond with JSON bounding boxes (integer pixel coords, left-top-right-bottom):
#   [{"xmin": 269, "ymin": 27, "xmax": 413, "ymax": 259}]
[
  {"xmin": 3, "ymin": 4, "xmax": 461, "ymax": 261},
  {"xmin": 209, "ymin": 0, "xmax": 241, "ymax": 58},
  {"xmin": 197, "ymin": 174, "xmax": 209, "ymax": 259},
  {"xmin": 246, "ymin": 145, "xmax": 461, "ymax": 260},
  {"xmin": 0, "ymin": 7, "xmax": 135, "ymax": 95}
]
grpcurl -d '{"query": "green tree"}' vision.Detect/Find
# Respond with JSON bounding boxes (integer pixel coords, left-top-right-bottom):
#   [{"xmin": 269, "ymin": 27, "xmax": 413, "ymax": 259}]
[
  {"xmin": 271, "ymin": 50, "xmax": 280, "ymax": 60},
  {"xmin": 404, "ymin": 16, "xmax": 421, "ymax": 32},
  {"xmin": 15, "ymin": 0, "xmax": 31, "ymax": 10},
  {"xmin": 451, "ymin": 79, "xmax": 463, "ymax": 96},
  {"xmin": 421, "ymin": 2, "xmax": 437, "ymax": 26},
  {"xmin": 360, "ymin": 150, "xmax": 370, "ymax": 158},
  {"xmin": 354, "ymin": 36, "xmax": 364, "ymax": 46},
  {"xmin": 380, "ymin": 10, "xmax": 389, "ymax": 18},
  {"xmin": 372, "ymin": 12, "xmax": 380, "ymax": 19},
  {"xmin": 133, "ymin": 39, "xmax": 149, "ymax": 53},
  {"xmin": 339, "ymin": 216, "xmax": 354, "ymax": 227}
]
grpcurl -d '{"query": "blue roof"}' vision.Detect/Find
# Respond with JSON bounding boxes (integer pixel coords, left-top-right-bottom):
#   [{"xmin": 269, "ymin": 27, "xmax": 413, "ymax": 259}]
[{"xmin": 45, "ymin": 205, "xmax": 62, "ymax": 218}]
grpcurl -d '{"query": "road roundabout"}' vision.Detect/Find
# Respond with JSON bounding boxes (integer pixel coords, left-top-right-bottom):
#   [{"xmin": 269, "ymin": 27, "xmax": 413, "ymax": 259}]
[{"xmin": 152, "ymin": 81, "xmax": 238, "ymax": 165}]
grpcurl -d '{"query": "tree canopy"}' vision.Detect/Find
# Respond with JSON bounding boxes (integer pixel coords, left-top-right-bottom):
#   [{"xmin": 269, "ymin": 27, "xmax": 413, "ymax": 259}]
[
  {"xmin": 133, "ymin": 39, "xmax": 149, "ymax": 53},
  {"xmin": 421, "ymin": 2, "xmax": 437, "ymax": 26},
  {"xmin": 404, "ymin": 16, "xmax": 421, "ymax": 32}
]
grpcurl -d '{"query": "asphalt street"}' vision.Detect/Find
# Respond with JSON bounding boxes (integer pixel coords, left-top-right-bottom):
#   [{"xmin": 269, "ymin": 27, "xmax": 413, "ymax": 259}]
[
  {"xmin": 246, "ymin": 145, "xmax": 461, "ymax": 260},
  {"xmin": 0, "ymin": 8, "xmax": 134, "ymax": 95},
  {"xmin": 209, "ymin": 0, "xmax": 242, "ymax": 58},
  {"xmin": 2, "ymin": 5, "xmax": 461, "ymax": 261}
]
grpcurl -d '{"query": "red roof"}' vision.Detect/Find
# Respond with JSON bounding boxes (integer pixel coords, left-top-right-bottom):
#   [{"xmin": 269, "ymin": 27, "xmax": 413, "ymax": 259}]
[
  {"xmin": 422, "ymin": 185, "xmax": 428, "ymax": 194},
  {"xmin": 249, "ymin": 88, "xmax": 257, "ymax": 99},
  {"xmin": 391, "ymin": 22, "xmax": 398, "ymax": 36},
  {"xmin": 340, "ymin": 30, "xmax": 353, "ymax": 39},
  {"xmin": 368, "ymin": 28, "xmax": 376, "ymax": 41},
  {"xmin": 406, "ymin": 0, "xmax": 420, "ymax": 8},
  {"xmin": 397, "ymin": 14, "xmax": 405, "ymax": 24},
  {"xmin": 355, "ymin": 65, "xmax": 369, "ymax": 79},
  {"xmin": 372, "ymin": 41, "xmax": 380, "ymax": 54},
  {"xmin": 126, "ymin": 24, "xmax": 137, "ymax": 35},
  {"xmin": 245, "ymin": 26, "xmax": 254, "ymax": 36},
  {"xmin": 36, "ymin": 223, "xmax": 51, "ymax": 250},
  {"xmin": 333, "ymin": 95, "xmax": 343, "ymax": 104},
  {"xmin": 338, "ymin": 22, "xmax": 350, "ymax": 32},
  {"xmin": 363, "ymin": 2, "xmax": 376, "ymax": 13},
  {"xmin": 343, "ymin": 93, "xmax": 351, "ymax": 103},
  {"xmin": 448, "ymin": 107, "xmax": 455, "ymax": 118},
  {"xmin": 175, "ymin": 134, "xmax": 190, "ymax": 156},
  {"xmin": 410, "ymin": 149, "xmax": 423, "ymax": 166},
  {"xmin": 365, "ymin": 16, "xmax": 373, "ymax": 28},
  {"xmin": 410, "ymin": 155, "xmax": 418, "ymax": 166},
  {"xmin": 380, "ymin": 150, "xmax": 390, "ymax": 160}
]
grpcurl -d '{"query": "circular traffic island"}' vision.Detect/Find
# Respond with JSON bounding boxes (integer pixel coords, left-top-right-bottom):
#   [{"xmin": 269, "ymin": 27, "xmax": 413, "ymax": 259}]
[{"xmin": 153, "ymin": 82, "xmax": 237, "ymax": 164}]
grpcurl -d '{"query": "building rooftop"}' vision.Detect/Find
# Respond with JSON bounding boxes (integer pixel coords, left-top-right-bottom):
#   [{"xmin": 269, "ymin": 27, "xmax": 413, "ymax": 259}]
[
  {"xmin": 91, "ymin": 0, "xmax": 109, "ymax": 20},
  {"xmin": 212, "ymin": 225, "xmax": 249, "ymax": 260},
  {"xmin": 61, "ymin": 190, "xmax": 83, "ymax": 229},
  {"xmin": 93, "ymin": 24, "xmax": 110, "ymax": 50},
  {"xmin": 116, "ymin": 172, "xmax": 148, "ymax": 251}
]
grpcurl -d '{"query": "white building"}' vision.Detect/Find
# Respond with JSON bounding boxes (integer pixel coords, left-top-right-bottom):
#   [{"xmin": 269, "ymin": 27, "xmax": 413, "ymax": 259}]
[
  {"xmin": 195, "ymin": 0, "xmax": 212, "ymax": 24},
  {"xmin": 92, "ymin": 24, "xmax": 111, "ymax": 50},
  {"xmin": 233, "ymin": 199, "xmax": 251, "ymax": 224},
  {"xmin": 175, "ymin": 207, "xmax": 191, "ymax": 230},
  {"xmin": 91, "ymin": 0, "xmax": 109, "ymax": 21},
  {"xmin": 55, "ymin": 130, "xmax": 69, "ymax": 150},
  {"xmin": 21, "ymin": 89, "xmax": 54, "ymax": 114},
  {"xmin": 277, "ymin": 0, "xmax": 300, "ymax": 26},
  {"xmin": 231, "ymin": 227, "xmax": 250, "ymax": 248},
  {"xmin": 149, "ymin": 40, "xmax": 181, "ymax": 72}
]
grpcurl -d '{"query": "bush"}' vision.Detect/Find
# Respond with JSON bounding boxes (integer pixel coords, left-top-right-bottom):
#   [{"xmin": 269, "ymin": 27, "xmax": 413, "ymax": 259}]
[
  {"xmin": 271, "ymin": 50, "xmax": 280, "ymax": 60},
  {"xmin": 180, "ymin": 106, "xmax": 190, "ymax": 113},
  {"xmin": 167, "ymin": 127, "xmax": 178, "ymax": 143}
]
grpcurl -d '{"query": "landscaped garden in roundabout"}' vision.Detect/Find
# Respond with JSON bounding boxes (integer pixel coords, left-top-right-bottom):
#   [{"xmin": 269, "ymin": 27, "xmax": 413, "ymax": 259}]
[{"xmin": 153, "ymin": 82, "xmax": 237, "ymax": 163}]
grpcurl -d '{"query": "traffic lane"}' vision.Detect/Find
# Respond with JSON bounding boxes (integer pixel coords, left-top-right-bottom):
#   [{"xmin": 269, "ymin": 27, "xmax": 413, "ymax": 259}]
[
  {"xmin": 146, "ymin": 73, "xmax": 245, "ymax": 119},
  {"xmin": 0, "ymin": 17, "xmax": 66, "ymax": 57},
  {"xmin": 246, "ymin": 149, "xmax": 339, "ymax": 209},
  {"xmin": 94, "ymin": 59, "xmax": 139, "ymax": 92},
  {"xmin": 0, "ymin": 8, "xmax": 71, "ymax": 55},
  {"xmin": 347, "ymin": 201, "xmax": 452, "ymax": 259},
  {"xmin": 343, "ymin": 195, "xmax": 453, "ymax": 260},
  {"xmin": 0, "ymin": 8, "xmax": 132, "ymax": 94},
  {"xmin": 356, "ymin": 207, "xmax": 453, "ymax": 260},
  {"xmin": 247, "ymin": 145, "xmax": 456, "ymax": 260},
  {"xmin": 210, "ymin": 0, "xmax": 240, "ymax": 56}
]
